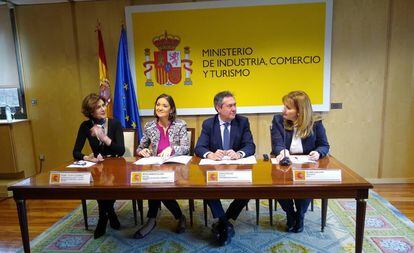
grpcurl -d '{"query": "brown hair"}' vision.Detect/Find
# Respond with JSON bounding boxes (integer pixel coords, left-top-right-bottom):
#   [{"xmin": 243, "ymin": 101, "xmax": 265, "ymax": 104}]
[
  {"xmin": 153, "ymin": 94, "xmax": 176, "ymax": 122},
  {"xmin": 81, "ymin": 93, "xmax": 105, "ymax": 118},
  {"xmin": 282, "ymin": 90, "xmax": 314, "ymax": 138}
]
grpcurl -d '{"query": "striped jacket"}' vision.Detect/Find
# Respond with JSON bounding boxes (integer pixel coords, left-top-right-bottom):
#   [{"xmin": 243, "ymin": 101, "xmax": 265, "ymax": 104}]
[{"xmin": 136, "ymin": 119, "xmax": 189, "ymax": 156}]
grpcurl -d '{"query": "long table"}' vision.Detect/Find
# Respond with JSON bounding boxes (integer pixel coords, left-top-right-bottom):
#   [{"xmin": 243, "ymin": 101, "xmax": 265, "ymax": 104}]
[{"xmin": 9, "ymin": 156, "xmax": 373, "ymax": 253}]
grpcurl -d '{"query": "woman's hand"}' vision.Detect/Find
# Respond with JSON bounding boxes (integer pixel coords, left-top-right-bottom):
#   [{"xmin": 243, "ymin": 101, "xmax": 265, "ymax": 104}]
[
  {"xmin": 83, "ymin": 153, "xmax": 104, "ymax": 163},
  {"xmin": 90, "ymin": 125, "xmax": 111, "ymax": 146},
  {"xmin": 138, "ymin": 148, "xmax": 152, "ymax": 157},
  {"xmin": 275, "ymin": 149, "xmax": 290, "ymax": 163},
  {"xmin": 90, "ymin": 125, "xmax": 103, "ymax": 138},
  {"xmin": 309, "ymin": 151, "xmax": 320, "ymax": 161},
  {"xmin": 158, "ymin": 147, "xmax": 173, "ymax": 158}
]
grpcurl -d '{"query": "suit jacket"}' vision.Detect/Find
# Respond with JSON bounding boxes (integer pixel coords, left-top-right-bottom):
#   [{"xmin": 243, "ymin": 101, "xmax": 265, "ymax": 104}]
[
  {"xmin": 136, "ymin": 119, "xmax": 189, "ymax": 156},
  {"xmin": 73, "ymin": 118, "xmax": 125, "ymax": 160},
  {"xmin": 195, "ymin": 114, "xmax": 255, "ymax": 157},
  {"xmin": 271, "ymin": 114, "xmax": 329, "ymax": 157}
]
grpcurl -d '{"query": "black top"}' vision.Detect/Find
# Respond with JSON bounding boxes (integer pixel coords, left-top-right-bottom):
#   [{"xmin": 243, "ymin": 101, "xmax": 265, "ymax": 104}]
[{"xmin": 72, "ymin": 118, "xmax": 125, "ymax": 160}]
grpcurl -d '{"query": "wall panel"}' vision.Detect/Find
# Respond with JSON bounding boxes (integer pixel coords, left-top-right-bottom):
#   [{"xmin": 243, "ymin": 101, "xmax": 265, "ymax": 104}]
[{"xmin": 12, "ymin": 0, "xmax": 414, "ymax": 181}]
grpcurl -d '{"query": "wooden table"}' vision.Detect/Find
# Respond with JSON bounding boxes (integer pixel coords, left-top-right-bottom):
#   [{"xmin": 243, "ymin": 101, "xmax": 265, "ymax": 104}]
[{"xmin": 9, "ymin": 156, "xmax": 373, "ymax": 253}]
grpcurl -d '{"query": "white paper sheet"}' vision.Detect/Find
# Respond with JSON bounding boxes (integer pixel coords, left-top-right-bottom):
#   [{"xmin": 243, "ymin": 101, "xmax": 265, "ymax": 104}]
[
  {"xmin": 66, "ymin": 160, "xmax": 97, "ymax": 168},
  {"xmin": 271, "ymin": 155, "xmax": 317, "ymax": 165},
  {"xmin": 134, "ymin": 155, "xmax": 192, "ymax": 165},
  {"xmin": 199, "ymin": 155, "xmax": 257, "ymax": 165}
]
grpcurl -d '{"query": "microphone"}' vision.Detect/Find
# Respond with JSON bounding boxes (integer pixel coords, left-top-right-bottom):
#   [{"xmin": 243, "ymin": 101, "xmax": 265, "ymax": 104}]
[{"xmin": 278, "ymin": 117, "xmax": 291, "ymax": 166}]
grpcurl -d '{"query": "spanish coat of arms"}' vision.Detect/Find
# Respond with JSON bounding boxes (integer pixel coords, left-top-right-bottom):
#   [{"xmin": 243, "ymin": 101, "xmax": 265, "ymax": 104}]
[{"xmin": 143, "ymin": 31, "xmax": 193, "ymax": 86}]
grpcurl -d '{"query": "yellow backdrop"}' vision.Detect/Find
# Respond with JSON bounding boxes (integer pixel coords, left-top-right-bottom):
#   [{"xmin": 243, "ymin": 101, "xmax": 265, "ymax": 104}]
[{"xmin": 126, "ymin": 0, "xmax": 332, "ymax": 115}]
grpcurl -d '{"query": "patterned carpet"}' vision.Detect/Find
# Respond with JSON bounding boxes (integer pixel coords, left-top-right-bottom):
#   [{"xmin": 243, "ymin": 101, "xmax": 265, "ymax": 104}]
[{"xmin": 20, "ymin": 191, "xmax": 414, "ymax": 252}]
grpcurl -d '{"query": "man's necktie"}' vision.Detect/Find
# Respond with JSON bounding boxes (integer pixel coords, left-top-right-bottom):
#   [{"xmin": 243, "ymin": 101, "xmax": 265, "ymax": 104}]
[{"xmin": 223, "ymin": 122, "xmax": 230, "ymax": 150}]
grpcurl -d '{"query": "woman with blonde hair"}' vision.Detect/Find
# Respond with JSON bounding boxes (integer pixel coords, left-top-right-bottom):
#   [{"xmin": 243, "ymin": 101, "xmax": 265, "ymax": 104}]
[{"xmin": 271, "ymin": 90, "xmax": 330, "ymax": 233}]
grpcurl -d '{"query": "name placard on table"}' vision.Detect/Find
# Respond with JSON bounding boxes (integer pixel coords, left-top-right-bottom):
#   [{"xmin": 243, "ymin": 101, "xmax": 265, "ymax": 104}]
[
  {"xmin": 130, "ymin": 171, "xmax": 175, "ymax": 184},
  {"xmin": 49, "ymin": 171, "xmax": 92, "ymax": 184},
  {"xmin": 206, "ymin": 170, "xmax": 252, "ymax": 183},
  {"xmin": 292, "ymin": 169, "xmax": 342, "ymax": 181}
]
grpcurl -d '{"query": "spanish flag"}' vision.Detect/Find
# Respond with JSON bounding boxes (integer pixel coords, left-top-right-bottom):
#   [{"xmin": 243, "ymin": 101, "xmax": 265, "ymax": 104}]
[
  {"xmin": 97, "ymin": 24, "xmax": 107, "ymax": 82},
  {"xmin": 97, "ymin": 24, "xmax": 112, "ymax": 117}
]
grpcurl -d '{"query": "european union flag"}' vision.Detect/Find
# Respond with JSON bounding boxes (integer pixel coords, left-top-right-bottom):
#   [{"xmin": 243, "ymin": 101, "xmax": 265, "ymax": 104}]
[{"xmin": 113, "ymin": 28, "xmax": 142, "ymax": 140}]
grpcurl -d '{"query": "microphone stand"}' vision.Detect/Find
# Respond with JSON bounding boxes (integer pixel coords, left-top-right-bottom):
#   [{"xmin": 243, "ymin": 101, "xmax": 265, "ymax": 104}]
[{"xmin": 278, "ymin": 118, "xmax": 291, "ymax": 166}]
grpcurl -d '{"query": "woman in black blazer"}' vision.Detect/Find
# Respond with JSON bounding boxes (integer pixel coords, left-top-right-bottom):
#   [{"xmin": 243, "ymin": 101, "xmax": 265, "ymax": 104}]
[
  {"xmin": 271, "ymin": 90, "xmax": 330, "ymax": 233},
  {"xmin": 73, "ymin": 93, "xmax": 125, "ymax": 239}
]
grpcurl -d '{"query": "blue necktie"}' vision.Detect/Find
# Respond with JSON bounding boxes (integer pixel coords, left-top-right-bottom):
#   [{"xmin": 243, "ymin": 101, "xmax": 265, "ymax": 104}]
[{"xmin": 223, "ymin": 122, "xmax": 230, "ymax": 150}]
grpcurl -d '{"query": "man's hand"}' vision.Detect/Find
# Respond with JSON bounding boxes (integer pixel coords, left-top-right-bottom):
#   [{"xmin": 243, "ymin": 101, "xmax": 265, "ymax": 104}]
[
  {"xmin": 207, "ymin": 149, "xmax": 226, "ymax": 160},
  {"xmin": 226, "ymin": 149, "xmax": 242, "ymax": 160}
]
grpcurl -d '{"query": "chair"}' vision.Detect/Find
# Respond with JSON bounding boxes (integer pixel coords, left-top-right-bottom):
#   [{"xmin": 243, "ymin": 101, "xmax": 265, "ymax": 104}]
[
  {"xmin": 122, "ymin": 129, "xmax": 144, "ymax": 225},
  {"xmin": 123, "ymin": 129, "xmax": 137, "ymax": 157},
  {"xmin": 267, "ymin": 125, "xmax": 328, "ymax": 231},
  {"xmin": 186, "ymin": 128, "xmax": 197, "ymax": 226},
  {"xmin": 81, "ymin": 128, "xmax": 143, "ymax": 230}
]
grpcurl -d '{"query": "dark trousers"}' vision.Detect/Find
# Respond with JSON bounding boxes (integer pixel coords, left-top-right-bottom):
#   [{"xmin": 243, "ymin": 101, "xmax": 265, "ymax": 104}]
[
  {"xmin": 147, "ymin": 200, "xmax": 183, "ymax": 219},
  {"xmin": 278, "ymin": 199, "xmax": 311, "ymax": 219},
  {"xmin": 207, "ymin": 199, "xmax": 249, "ymax": 220},
  {"xmin": 97, "ymin": 200, "xmax": 116, "ymax": 216}
]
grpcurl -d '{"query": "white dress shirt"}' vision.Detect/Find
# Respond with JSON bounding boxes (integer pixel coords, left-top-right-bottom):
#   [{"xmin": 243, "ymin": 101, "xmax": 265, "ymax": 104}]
[
  {"xmin": 289, "ymin": 127, "xmax": 303, "ymax": 154},
  {"xmin": 203, "ymin": 116, "xmax": 245, "ymax": 158}
]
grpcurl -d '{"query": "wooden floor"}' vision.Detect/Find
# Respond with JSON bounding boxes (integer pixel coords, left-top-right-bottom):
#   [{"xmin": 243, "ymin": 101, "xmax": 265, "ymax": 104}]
[{"xmin": 0, "ymin": 184, "xmax": 413, "ymax": 252}]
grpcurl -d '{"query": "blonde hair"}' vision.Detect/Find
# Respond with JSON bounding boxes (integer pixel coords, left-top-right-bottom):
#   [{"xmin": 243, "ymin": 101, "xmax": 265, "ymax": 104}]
[{"xmin": 282, "ymin": 91, "xmax": 314, "ymax": 138}]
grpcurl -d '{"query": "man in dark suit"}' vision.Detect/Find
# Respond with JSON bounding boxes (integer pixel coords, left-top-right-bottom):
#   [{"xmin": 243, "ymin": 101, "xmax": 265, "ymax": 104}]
[{"xmin": 195, "ymin": 91, "xmax": 255, "ymax": 246}]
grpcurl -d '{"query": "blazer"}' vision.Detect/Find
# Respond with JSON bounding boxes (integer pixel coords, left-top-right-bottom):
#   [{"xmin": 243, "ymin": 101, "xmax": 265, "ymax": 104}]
[
  {"xmin": 136, "ymin": 119, "xmax": 189, "ymax": 156},
  {"xmin": 195, "ymin": 114, "xmax": 256, "ymax": 157},
  {"xmin": 73, "ymin": 118, "xmax": 125, "ymax": 160},
  {"xmin": 271, "ymin": 114, "xmax": 330, "ymax": 157}
]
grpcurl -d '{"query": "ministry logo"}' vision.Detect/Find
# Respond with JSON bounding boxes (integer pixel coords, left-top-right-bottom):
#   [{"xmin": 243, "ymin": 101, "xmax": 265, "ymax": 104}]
[{"xmin": 143, "ymin": 31, "xmax": 193, "ymax": 86}]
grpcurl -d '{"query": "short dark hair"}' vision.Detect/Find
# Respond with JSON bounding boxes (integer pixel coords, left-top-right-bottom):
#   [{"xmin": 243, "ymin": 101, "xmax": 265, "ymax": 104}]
[
  {"xmin": 154, "ymin": 93, "xmax": 177, "ymax": 122},
  {"xmin": 213, "ymin": 91, "xmax": 234, "ymax": 112},
  {"xmin": 81, "ymin": 93, "xmax": 105, "ymax": 118}
]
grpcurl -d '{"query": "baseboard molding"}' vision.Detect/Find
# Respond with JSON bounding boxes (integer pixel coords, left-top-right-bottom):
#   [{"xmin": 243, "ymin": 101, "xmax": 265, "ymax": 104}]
[{"xmin": 367, "ymin": 178, "xmax": 414, "ymax": 184}]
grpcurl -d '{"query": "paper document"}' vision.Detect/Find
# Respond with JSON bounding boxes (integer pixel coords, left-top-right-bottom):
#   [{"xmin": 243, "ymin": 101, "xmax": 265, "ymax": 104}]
[
  {"xmin": 66, "ymin": 160, "xmax": 96, "ymax": 168},
  {"xmin": 271, "ymin": 155, "xmax": 316, "ymax": 165},
  {"xmin": 199, "ymin": 155, "xmax": 257, "ymax": 165},
  {"xmin": 134, "ymin": 155, "xmax": 192, "ymax": 165}
]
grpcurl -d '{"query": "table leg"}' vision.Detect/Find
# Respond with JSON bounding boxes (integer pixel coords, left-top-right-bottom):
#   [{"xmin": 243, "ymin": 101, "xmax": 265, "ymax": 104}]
[
  {"xmin": 321, "ymin": 198, "xmax": 328, "ymax": 232},
  {"xmin": 16, "ymin": 199, "xmax": 30, "ymax": 253},
  {"xmin": 355, "ymin": 198, "xmax": 367, "ymax": 253},
  {"xmin": 81, "ymin": 199, "xmax": 88, "ymax": 230}
]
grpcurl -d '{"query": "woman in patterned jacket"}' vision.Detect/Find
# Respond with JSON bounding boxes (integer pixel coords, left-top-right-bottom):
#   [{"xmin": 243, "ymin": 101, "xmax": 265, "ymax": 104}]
[{"xmin": 133, "ymin": 94, "xmax": 189, "ymax": 239}]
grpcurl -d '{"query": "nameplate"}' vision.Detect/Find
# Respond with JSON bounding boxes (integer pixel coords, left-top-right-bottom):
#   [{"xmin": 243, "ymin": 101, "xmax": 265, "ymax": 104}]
[
  {"xmin": 292, "ymin": 169, "xmax": 342, "ymax": 181},
  {"xmin": 206, "ymin": 170, "xmax": 252, "ymax": 183},
  {"xmin": 130, "ymin": 171, "xmax": 175, "ymax": 184},
  {"xmin": 49, "ymin": 171, "xmax": 92, "ymax": 184}
]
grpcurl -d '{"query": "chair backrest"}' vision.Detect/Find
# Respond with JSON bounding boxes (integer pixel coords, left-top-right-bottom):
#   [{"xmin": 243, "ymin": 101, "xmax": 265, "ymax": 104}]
[
  {"xmin": 269, "ymin": 125, "xmax": 275, "ymax": 156},
  {"xmin": 187, "ymin": 128, "xmax": 195, "ymax": 155},
  {"xmin": 123, "ymin": 129, "xmax": 137, "ymax": 157}
]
